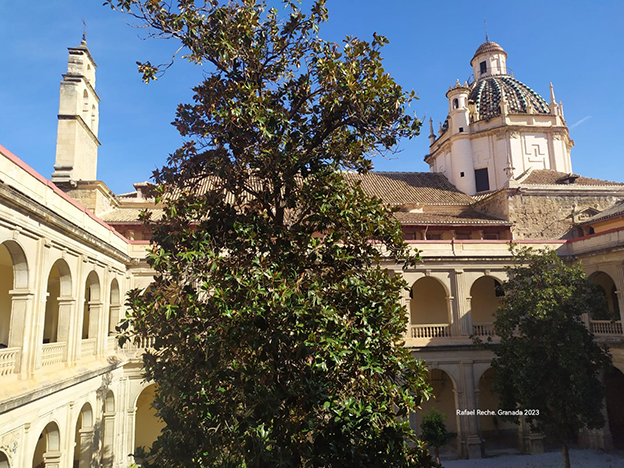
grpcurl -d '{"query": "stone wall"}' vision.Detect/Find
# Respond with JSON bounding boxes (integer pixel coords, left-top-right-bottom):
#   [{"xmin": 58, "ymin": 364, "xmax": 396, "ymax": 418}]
[{"xmin": 476, "ymin": 188, "xmax": 623, "ymax": 240}]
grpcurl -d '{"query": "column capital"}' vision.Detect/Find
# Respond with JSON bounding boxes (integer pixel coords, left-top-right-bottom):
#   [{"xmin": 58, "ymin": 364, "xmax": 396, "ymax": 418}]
[{"xmin": 8, "ymin": 289, "xmax": 35, "ymax": 299}]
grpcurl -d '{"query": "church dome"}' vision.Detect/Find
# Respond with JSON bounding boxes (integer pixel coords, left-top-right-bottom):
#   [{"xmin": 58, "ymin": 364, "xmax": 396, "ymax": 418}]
[
  {"xmin": 471, "ymin": 41, "xmax": 507, "ymax": 62},
  {"xmin": 468, "ymin": 75, "xmax": 549, "ymax": 121}
]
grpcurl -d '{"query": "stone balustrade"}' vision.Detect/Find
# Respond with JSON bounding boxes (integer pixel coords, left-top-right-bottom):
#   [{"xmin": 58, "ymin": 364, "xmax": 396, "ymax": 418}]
[
  {"xmin": 472, "ymin": 322, "xmax": 496, "ymax": 337},
  {"xmin": 411, "ymin": 323, "xmax": 451, "ymax": 339},
  {"xmin": 0, "ymin": 347, "xmax": 20, "ymax": 376},
  {"xmin": 81, "ymin": 338, "xmax": 96, "ymax": 356},
  {"xmin": 590, "ymin": 320, "xmax": 623, "ymax": 336},
  {"xmin": 41, "ymin": 342, "xmax": 67, "ymax": 367}
]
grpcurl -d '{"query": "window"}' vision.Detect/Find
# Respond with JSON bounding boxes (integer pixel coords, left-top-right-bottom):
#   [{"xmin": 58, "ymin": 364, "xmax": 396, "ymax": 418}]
[
  {"xmin": 460, "ymin": 172, "xmax": 465, "ymax": 177},
  {"xmin": 459, "ymin": 127, "xmax": 464, "ymax": 133},
  {"xmin": 484, "ymin": 233, "xmax": 499, "ymax": 240},
  {"xmin": 427, "ymin": 233, "xmax": 442, "ymax": 240},
  {"xmin": 480, "ymin": 61, "xmax": 487, "ymax": 75},
  {"xmin": 456, "ymin": 232, "xmax": 471, "ymax": 240},
  {"xmin": 475, "ymin": 168, "xmax": 490, "ymax": 192},
  {"xmin": 453, "ymin": 98, "xmax": 459, "ymax": 109}
]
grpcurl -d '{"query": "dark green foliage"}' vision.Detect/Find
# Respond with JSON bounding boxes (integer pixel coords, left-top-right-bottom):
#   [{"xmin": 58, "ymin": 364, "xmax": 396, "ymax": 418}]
[
  {"xmin": 420, "ymin": 408, "xmax": 455, "ymax": 464},
  {"xmin": 492, "ymin": 247, "xmax": 612, "ymax": 468},
  {"xmin": 108, "ymin": 0, "xmax": 436, "ymax": 466}
]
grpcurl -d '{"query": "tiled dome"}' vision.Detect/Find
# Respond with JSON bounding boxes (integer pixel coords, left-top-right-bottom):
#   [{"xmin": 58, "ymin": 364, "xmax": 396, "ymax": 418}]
[{"xmin": 468, "ymin": 75, "xmax": 549, "ymax": 121}]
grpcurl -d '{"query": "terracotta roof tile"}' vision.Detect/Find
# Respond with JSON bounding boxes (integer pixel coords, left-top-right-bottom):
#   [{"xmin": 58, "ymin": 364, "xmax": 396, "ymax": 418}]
[
  {"xmin": 521, "ymin": 170, "xmax": 624, "ymax": 186},
  {"xmin": 394, "ymin": 209, "xmax": 510, "ymax": 226},
  {"xmin": 580, "ymin": 200, "xmax": 624, "ymax": 225},
  {"xmin": 100, "ymin": 208, "xmax": 162, "ymax": 223},
  {"xmin": 345, "ymin": 172, "xmax": 472, "ymax": 205}
]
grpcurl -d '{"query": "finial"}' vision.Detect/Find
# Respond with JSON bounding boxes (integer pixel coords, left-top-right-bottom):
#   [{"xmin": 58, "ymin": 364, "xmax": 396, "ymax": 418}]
[
  {"xmin": 428, "ymin": 118, "xmax": 436, "ymax": 144},
  {"xmin": 549, "ymin": 82, "xmax": 556, "ymax": 105},
  {"xmin": 504, "ymin": 151, "xmax": 515, "ymax": 179},
  {"xmin": 81, "ymin": 18, "xmax": 87, "ymax": 44},
  {"xmin": 484, "ymin": 18, "xmax": 489, "ymax": 43}
]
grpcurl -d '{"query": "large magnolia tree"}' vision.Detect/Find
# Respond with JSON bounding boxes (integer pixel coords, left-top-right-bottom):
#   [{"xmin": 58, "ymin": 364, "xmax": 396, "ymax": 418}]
[{"xmin": 109, "ymin": 1, "xmax": 437, "ymax": 466}]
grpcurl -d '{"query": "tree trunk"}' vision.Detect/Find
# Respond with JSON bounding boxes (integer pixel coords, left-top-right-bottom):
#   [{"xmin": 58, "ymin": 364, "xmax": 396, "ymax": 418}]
[
  {"xmin": 434, "ymin": 446, "xmax": 440, "ymax": 465},
  {"xmin": 562, "ymin": 441, "xmax": 570, "ymax": 468}
]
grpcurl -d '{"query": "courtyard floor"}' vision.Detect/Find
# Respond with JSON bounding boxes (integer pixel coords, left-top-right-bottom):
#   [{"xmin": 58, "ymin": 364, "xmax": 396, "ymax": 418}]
[{"xmin": 441, "ymin": 448, "xmax": 624, "ymax": 468}]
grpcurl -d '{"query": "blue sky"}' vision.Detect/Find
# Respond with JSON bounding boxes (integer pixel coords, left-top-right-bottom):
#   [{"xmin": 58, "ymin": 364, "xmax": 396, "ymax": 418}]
[{"xmin": 1, "ymin": 1, "xmax": 623, "ymax": 194}]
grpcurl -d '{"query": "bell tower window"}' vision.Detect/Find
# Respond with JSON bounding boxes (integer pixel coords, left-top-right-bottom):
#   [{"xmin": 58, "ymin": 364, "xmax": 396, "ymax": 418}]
[{"xmin": 480, "ymin": 61, "xmax": 487, "ymax": 75}]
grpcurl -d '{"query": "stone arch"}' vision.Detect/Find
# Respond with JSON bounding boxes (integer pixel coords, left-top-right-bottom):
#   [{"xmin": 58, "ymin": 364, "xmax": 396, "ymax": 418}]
[
  {"xmin": 105, "ymin": 390, "xmax": 115, "ymax": 413},
  {"xmin": 605, "ymin": 366, "xmax": 624, "ymax": 449},
  {"xmin": 74, "ymin": 403, "xmax": 95, "ymax": 468},
  {"xmin": 82, "ymin": 89, "xmax": 89, "ymax": 115},
  {"xmin": 589, "ymin": 272, "xmax": 619, "ymax": 320},
  {"xmin": 43, "ymin": 259, "xmax": 72, "ymax": 344},
  {"xmin": 477, "ymin": 367, "xmax": 520, "ymax": 454},
  {"xmin": 134, "ymin": 384, "xmax": 165, "ymax": 455},
  {"xmin": 108, "ymin": 278, "xmax": 121, "ymax": 336},
  {"xmin": 410, "ymin": 276, "xmax": 450, "ymax": 324},
  {"xmin": 82, "ymin": 270, "xmax": 101, "ymax": 340},
  {"xmin": 0, "ymin": 240, "xmax": 29, "ymax": 348},
  {"xmin": 0, "ymin": 449, "xmax": 9, "ymax": 468},
  {"xmin": 32, "ymin": 421, "xmax": 61, "ymax": 468},
  {"xmin": 414, "ymin": 368, "xmax": 459, "ymax": 455},
  {"xmin": 470, "ymin": 275, "xmax": 504, "ymax": 336}
]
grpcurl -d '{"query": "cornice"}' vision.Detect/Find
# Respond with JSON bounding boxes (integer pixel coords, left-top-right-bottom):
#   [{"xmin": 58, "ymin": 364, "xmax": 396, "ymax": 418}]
[
  {"xmin": 428, "ymin": 123, "xmax": 570, "ymax": 161},
  {"xmin": 0, "ymin": 182, "xmax": 130, "ymax": 264}
]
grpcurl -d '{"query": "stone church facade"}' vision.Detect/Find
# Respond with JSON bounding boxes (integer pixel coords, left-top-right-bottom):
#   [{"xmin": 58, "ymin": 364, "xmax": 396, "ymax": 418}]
[{"xmin": 0, "ymin": 38, "xmax": 623, "ymax": 467}]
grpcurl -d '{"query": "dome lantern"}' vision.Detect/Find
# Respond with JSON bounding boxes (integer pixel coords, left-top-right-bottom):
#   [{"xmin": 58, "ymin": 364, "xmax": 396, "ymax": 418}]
[{"xmin": 470, "ymin": 41, "xmax": 508, "ymax": 79}]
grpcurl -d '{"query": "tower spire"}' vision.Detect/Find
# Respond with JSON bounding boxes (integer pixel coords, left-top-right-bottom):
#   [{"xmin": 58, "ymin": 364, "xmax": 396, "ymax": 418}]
[
  {"xmin": 82, "ymin": 18, "xmax": 87, "ymax": 43},
  {"xmin": 484, "ymin": 18, "xmax": 489, "ymax": 43}
]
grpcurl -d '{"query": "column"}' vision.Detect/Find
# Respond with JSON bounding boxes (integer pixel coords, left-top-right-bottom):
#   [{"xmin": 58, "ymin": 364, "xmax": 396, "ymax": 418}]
[
  {"xmin": 458, "ymin": 361, "xmax": 483, "ymax": 458},
  {"xmin": 78, "ymin": 428, "xmax": 94, "ymax": 468},
  {"xmin": 88, "ymin": 300, "xmax": 104, "ymax": 355},
  {"xmin": 614, "ymin": 264, "xmax": 624, "ymax": 331},
  {"xmin": 452, "ymin": 270, "xmax": 471, "ymax": 336},
  {"xmin": 42, "ymin": 451, "xmax": 62, "ymax": 468},
  {"xmin": 57, "ymin": 298, "xmax": 76, "ymax": 364},
  {"xmin": 126, "ymin": 407, "xmax": 137, "ymax": 466},
  {"xmin": 398, "ymin": 275, "xmax": 411, "ymax": 339},
  {"xmin": 8, "ymin": 289, "xmax": 35, "ymax": 377},
  {"xmin": 102, "ymin": 411, "xmax": 116, "ymax": 467},
  {"xmin": 446, "ymin": 296, "xmax": 456, "ymax": 337}
]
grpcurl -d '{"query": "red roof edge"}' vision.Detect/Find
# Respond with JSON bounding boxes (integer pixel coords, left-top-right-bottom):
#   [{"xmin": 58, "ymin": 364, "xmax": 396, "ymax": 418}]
[{"xmin": 0, "ymin": 143, "xmax": 131, "ymax": 245}]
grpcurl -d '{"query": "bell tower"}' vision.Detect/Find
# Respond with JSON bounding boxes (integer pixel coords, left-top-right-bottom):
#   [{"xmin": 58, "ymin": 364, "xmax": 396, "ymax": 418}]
[{"xmin": 51, "ymin": 38, "xmax": 100, "ymax": 185}]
